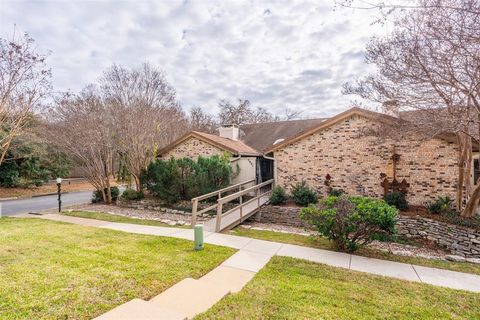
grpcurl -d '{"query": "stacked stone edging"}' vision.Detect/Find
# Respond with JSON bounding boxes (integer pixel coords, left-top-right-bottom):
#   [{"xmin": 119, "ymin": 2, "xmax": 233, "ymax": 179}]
[
  {"xmin": 397, "ymin": 216, "xmax": 480, "ymax": 258},
  {"xmin": 253, "ymin": 205, "xmax": 480, "ymax": 258},
  {"xmin": 118, "ymin": 198, "xmax": 191, "ymax": 215}
]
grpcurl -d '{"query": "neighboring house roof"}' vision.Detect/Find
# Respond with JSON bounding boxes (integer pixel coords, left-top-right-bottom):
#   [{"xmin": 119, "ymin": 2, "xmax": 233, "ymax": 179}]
[
  {"xmin": 264, "ymin": 107, "xmax": 458, "ymax": 153},
  {"xmin": 239, "ymin": 118, "xmax": 327, "ymax": 153},
  {"xmin": 158, "ymin": 131, "xmax": 260, "ymax": 156}
]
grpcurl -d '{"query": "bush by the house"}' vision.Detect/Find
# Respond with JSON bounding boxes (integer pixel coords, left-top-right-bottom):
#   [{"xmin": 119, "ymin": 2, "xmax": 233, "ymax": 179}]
[
  {"xmin": 270, "ymin": 186, "xmax": 287, "ymax": 205},
  {"xmin": 328, "ymin": 188, "xmax": 345, "ymax": 197},
  {"xmin": 300, "ymin": 195, "xmax": 398, "ymax": 252},
  {"xmin": 195, "ymin": 155, "xmax": 233, "ymax": 195},
  {"xmin": 384, "ymin": 191, "xmax": 409, "ymax": 211},
  {"xmin": 427, "ymin": 196, "xmax": 454, "ymax": 214},
  {"xmin": 141, "ymin": 154, "xmax": 233, "ymax": 204},
  {"xmin": 92, "ymin": 186, "xmax": 120, "ymax": 203},
  {"xmin": 291, "ymin": 181, "xmax": 317, "ymax": 206},
  {"xmin": 121, "ymin": 188, "xmax": 144, "ymax": 201}
]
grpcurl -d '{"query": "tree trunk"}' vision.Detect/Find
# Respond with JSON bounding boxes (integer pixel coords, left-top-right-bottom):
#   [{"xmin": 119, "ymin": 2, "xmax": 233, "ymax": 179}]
[
  {"xmin": 456, "ymin": 133, "xmax": 468, "ymax": 211},
  {"xmin": 105, "ymin": 177, "xmax": 112, "ymax": 204},
  {"xmin": 463, "ymin": 184, "xmax": 480, "ymax": 217},
  {"xmin": 462, "ymin": 113, "xmax": 480, "ymax": 217},
  {"xmin": 133, "ymin": 173, "xmax": 142, "ymax": 192},
  {"xmin": 100, "ymin": 187, "xmax": 107, "ymax": 203}
]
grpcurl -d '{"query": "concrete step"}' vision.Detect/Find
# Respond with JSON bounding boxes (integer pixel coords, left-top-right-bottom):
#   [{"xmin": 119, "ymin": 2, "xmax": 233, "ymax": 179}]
[
  {"xmin": 150, "ymin": 277, "xmax": 231, "ymax": 319},
  {"xmin": 93, "ymin": 298, "xmax": 187, "ymax": 320},
  {"xmin": 199, "ymin": 265, "xmax": 255, "ymax": 293}
]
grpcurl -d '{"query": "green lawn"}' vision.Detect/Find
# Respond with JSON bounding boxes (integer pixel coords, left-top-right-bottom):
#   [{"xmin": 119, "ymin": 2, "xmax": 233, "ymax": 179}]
[
  {"xmin": 0, "ymin": 218, "xmax": 234, "ymax": 319},
  {"xmin": 231, "ymin": 227, "xmax": 480, "ymax": 275},
  {"xmin": 196, "ymin": 256, "xmax": 480, "ymax": 320},
  {"xmin": 62, "ymin": 210, "xmax": 190, "ymax": 228}
]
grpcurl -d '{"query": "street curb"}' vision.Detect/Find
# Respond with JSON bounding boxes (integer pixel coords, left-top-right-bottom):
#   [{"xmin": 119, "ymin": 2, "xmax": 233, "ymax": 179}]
[
  {"xmin": 0, "ymin": 192, "xmax": 72, "ymax": 202},
  {"xmin": 0, "ymin": 197, "xmax": 18, "ymax": 201},
  {"xmin": 31, "ymin": 192, "xmax": 70, "ymax": 198}
]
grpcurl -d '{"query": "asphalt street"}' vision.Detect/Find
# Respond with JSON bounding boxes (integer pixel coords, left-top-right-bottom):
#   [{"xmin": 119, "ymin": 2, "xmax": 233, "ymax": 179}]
[{"xmin": 0, "ymin": 191, "xmax": 93, "ymax": 216}]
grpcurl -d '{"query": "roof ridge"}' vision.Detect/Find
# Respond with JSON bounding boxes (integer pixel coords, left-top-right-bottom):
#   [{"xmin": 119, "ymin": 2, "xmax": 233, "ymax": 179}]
[{"xmin": 239, "ymin": 117, "xmax": 327, "ymax": 127}]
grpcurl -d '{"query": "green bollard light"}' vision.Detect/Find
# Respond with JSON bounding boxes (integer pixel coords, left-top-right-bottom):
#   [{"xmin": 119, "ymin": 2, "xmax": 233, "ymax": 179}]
[{"xmin": 194, "ymin": 224, "xmax": 204, "ymax": 251}]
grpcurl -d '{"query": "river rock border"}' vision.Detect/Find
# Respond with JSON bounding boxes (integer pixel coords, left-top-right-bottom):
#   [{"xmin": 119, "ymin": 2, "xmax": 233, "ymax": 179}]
[{"xmin": 252, "ymin": 205, "xmax": 480, "ymax": 258}]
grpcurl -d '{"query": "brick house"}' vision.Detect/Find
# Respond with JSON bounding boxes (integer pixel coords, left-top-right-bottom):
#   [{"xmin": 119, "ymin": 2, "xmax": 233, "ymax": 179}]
[
  {"xmin": 159, "ymin": 107, "xmax": 473, "ymax": 206},
  {"xmin": 159, "ymin": 131, "xmax": 260, "ymax": 185}
]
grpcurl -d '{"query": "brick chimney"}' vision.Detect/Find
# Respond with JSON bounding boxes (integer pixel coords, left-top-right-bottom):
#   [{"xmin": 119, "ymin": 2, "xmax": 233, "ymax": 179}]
[{"xmin": 218, "ymin": 124, "xmax": 239, "ymax": 140}]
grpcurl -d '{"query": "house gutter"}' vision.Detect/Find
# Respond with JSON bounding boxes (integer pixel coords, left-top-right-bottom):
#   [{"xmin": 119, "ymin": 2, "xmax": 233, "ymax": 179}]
[{"xmin": 230, "ymin": 155, "xmax": 241, "ymax": 162}]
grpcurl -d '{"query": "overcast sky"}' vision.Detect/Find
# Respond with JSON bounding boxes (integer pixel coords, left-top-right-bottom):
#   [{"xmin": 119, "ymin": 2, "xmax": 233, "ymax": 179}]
[{"xmin": 1, "ymin": 0, "xmax": 388, "ymax": 118}]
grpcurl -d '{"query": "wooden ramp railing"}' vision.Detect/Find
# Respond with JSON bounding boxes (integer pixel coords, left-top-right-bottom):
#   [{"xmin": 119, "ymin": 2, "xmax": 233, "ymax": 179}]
[
  {"xmin": 191, "ymin": 179, "xmax": 274, "ymax": 232},
  {"xmin": 190, "ymin": 179, "xmax": 255, "ymax": 227}
]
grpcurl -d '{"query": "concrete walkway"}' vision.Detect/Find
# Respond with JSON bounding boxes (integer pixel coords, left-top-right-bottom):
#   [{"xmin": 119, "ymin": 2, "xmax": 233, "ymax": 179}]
[{"xmin": 22, "ymin": 214, "xmax": 480, "ymax": 319}]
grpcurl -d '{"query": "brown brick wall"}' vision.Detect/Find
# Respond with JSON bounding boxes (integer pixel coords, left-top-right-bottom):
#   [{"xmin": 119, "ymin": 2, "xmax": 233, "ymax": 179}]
[
  {"xmin": 274, "ymin": 114, "xmax": 459, "ymax": 206},
  {"xmin": 163, "ymin": 137, "xmax": 225, "ymax": 159}
]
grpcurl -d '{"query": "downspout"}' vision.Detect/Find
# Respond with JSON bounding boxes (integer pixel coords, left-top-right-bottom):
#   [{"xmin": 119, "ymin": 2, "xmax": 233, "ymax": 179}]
[{"xmin": 230, "ymin": 155, "xmax": 241, "ymax": 163}]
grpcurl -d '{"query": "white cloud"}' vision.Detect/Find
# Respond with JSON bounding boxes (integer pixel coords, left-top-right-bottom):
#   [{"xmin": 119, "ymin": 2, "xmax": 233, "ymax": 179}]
[{"xmin": 0, "ymin": 0, "xmax": 387, "ymax": 117}]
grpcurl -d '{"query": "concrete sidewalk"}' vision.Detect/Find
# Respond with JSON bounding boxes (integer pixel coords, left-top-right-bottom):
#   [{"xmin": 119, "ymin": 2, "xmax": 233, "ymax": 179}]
[{"xmin": 32, "ymin": 213, "xmax": 480, "ymax": 293}]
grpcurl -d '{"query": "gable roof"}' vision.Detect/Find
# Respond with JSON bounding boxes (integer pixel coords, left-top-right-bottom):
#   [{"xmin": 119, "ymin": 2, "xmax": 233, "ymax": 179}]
[
  {"xmin": 264, "ymin": 107, "xmax": 457, "ymax": 153},
  {"xmin": 158, "ymin": 131, "xmax": 260, "ymax": 156},
  {"xmin": 239, "ymin": 118, "xmax": 327, "ymax": 153}
]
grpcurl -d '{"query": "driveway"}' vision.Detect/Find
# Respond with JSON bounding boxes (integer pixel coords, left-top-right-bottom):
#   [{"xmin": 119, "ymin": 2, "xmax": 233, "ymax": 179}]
[{"xmin": 0, "ymin": 191, "xmax": 93, "ymax": 216}]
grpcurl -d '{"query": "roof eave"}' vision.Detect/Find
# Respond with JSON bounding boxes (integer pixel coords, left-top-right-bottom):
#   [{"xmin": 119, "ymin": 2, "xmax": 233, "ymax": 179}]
[{"xmin": 158, "ymin": 131, "xmax": 260, "ymax": 157}]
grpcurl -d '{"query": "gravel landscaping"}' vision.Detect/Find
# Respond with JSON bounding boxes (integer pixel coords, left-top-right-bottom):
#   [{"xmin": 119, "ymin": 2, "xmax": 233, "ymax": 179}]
[{"xmin": 69, "ymin": 203, "xmax": 207, "ymax": 226}]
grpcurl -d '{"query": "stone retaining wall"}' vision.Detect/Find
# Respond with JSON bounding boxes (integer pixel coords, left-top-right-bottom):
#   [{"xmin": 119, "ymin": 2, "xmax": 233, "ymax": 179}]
[
  {"xmin": 253, "ymin": 205, "xmax": 480, "ymax": 258},
  {"xmin": 397, "ymin": 216, "xmax": 480, "ymax": 258},
  {"xmin": 251, "ymin": 205, "xmax": 306, "ymax": 228}
]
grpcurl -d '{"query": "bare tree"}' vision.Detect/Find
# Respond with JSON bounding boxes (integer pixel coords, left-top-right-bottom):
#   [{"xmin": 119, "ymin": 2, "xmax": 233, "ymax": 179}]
[
  {"xmin": 343, "ymin": 0, "xmax": 480, "ymax": 216},
  {"xmin": 218, "ymin": 99, "xmax": 275, "ymax": 125},
  {"xmin": 46, "ymin": 87, "xmax": 116, "ymax": 203},
  {"xmin": 189, "ymin": 106, "xmax": 218, "ymax": 133},
  {"xmin": 100, "ymin": 63, "xmax": 188, "ymax": 191},
  {"xmin": 0, "ymin": 31, "xmax": 51, "ymax": 165},
  {"xmin": 281, "ymin": 107, "xmax": 303, "ymax": 120}
]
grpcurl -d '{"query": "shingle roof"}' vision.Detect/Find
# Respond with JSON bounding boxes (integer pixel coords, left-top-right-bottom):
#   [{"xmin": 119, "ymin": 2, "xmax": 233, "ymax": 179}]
[
  {"xmin": 160, "ymin": 107, "xmax": 464, "ymax": 157},
  {"xmin": 158, "ymin": 131, "xmax": 260, "ymax": 156},
  {"xmin": 239, "ymin": 118, "xmax": 327, "ymax": 152}
]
